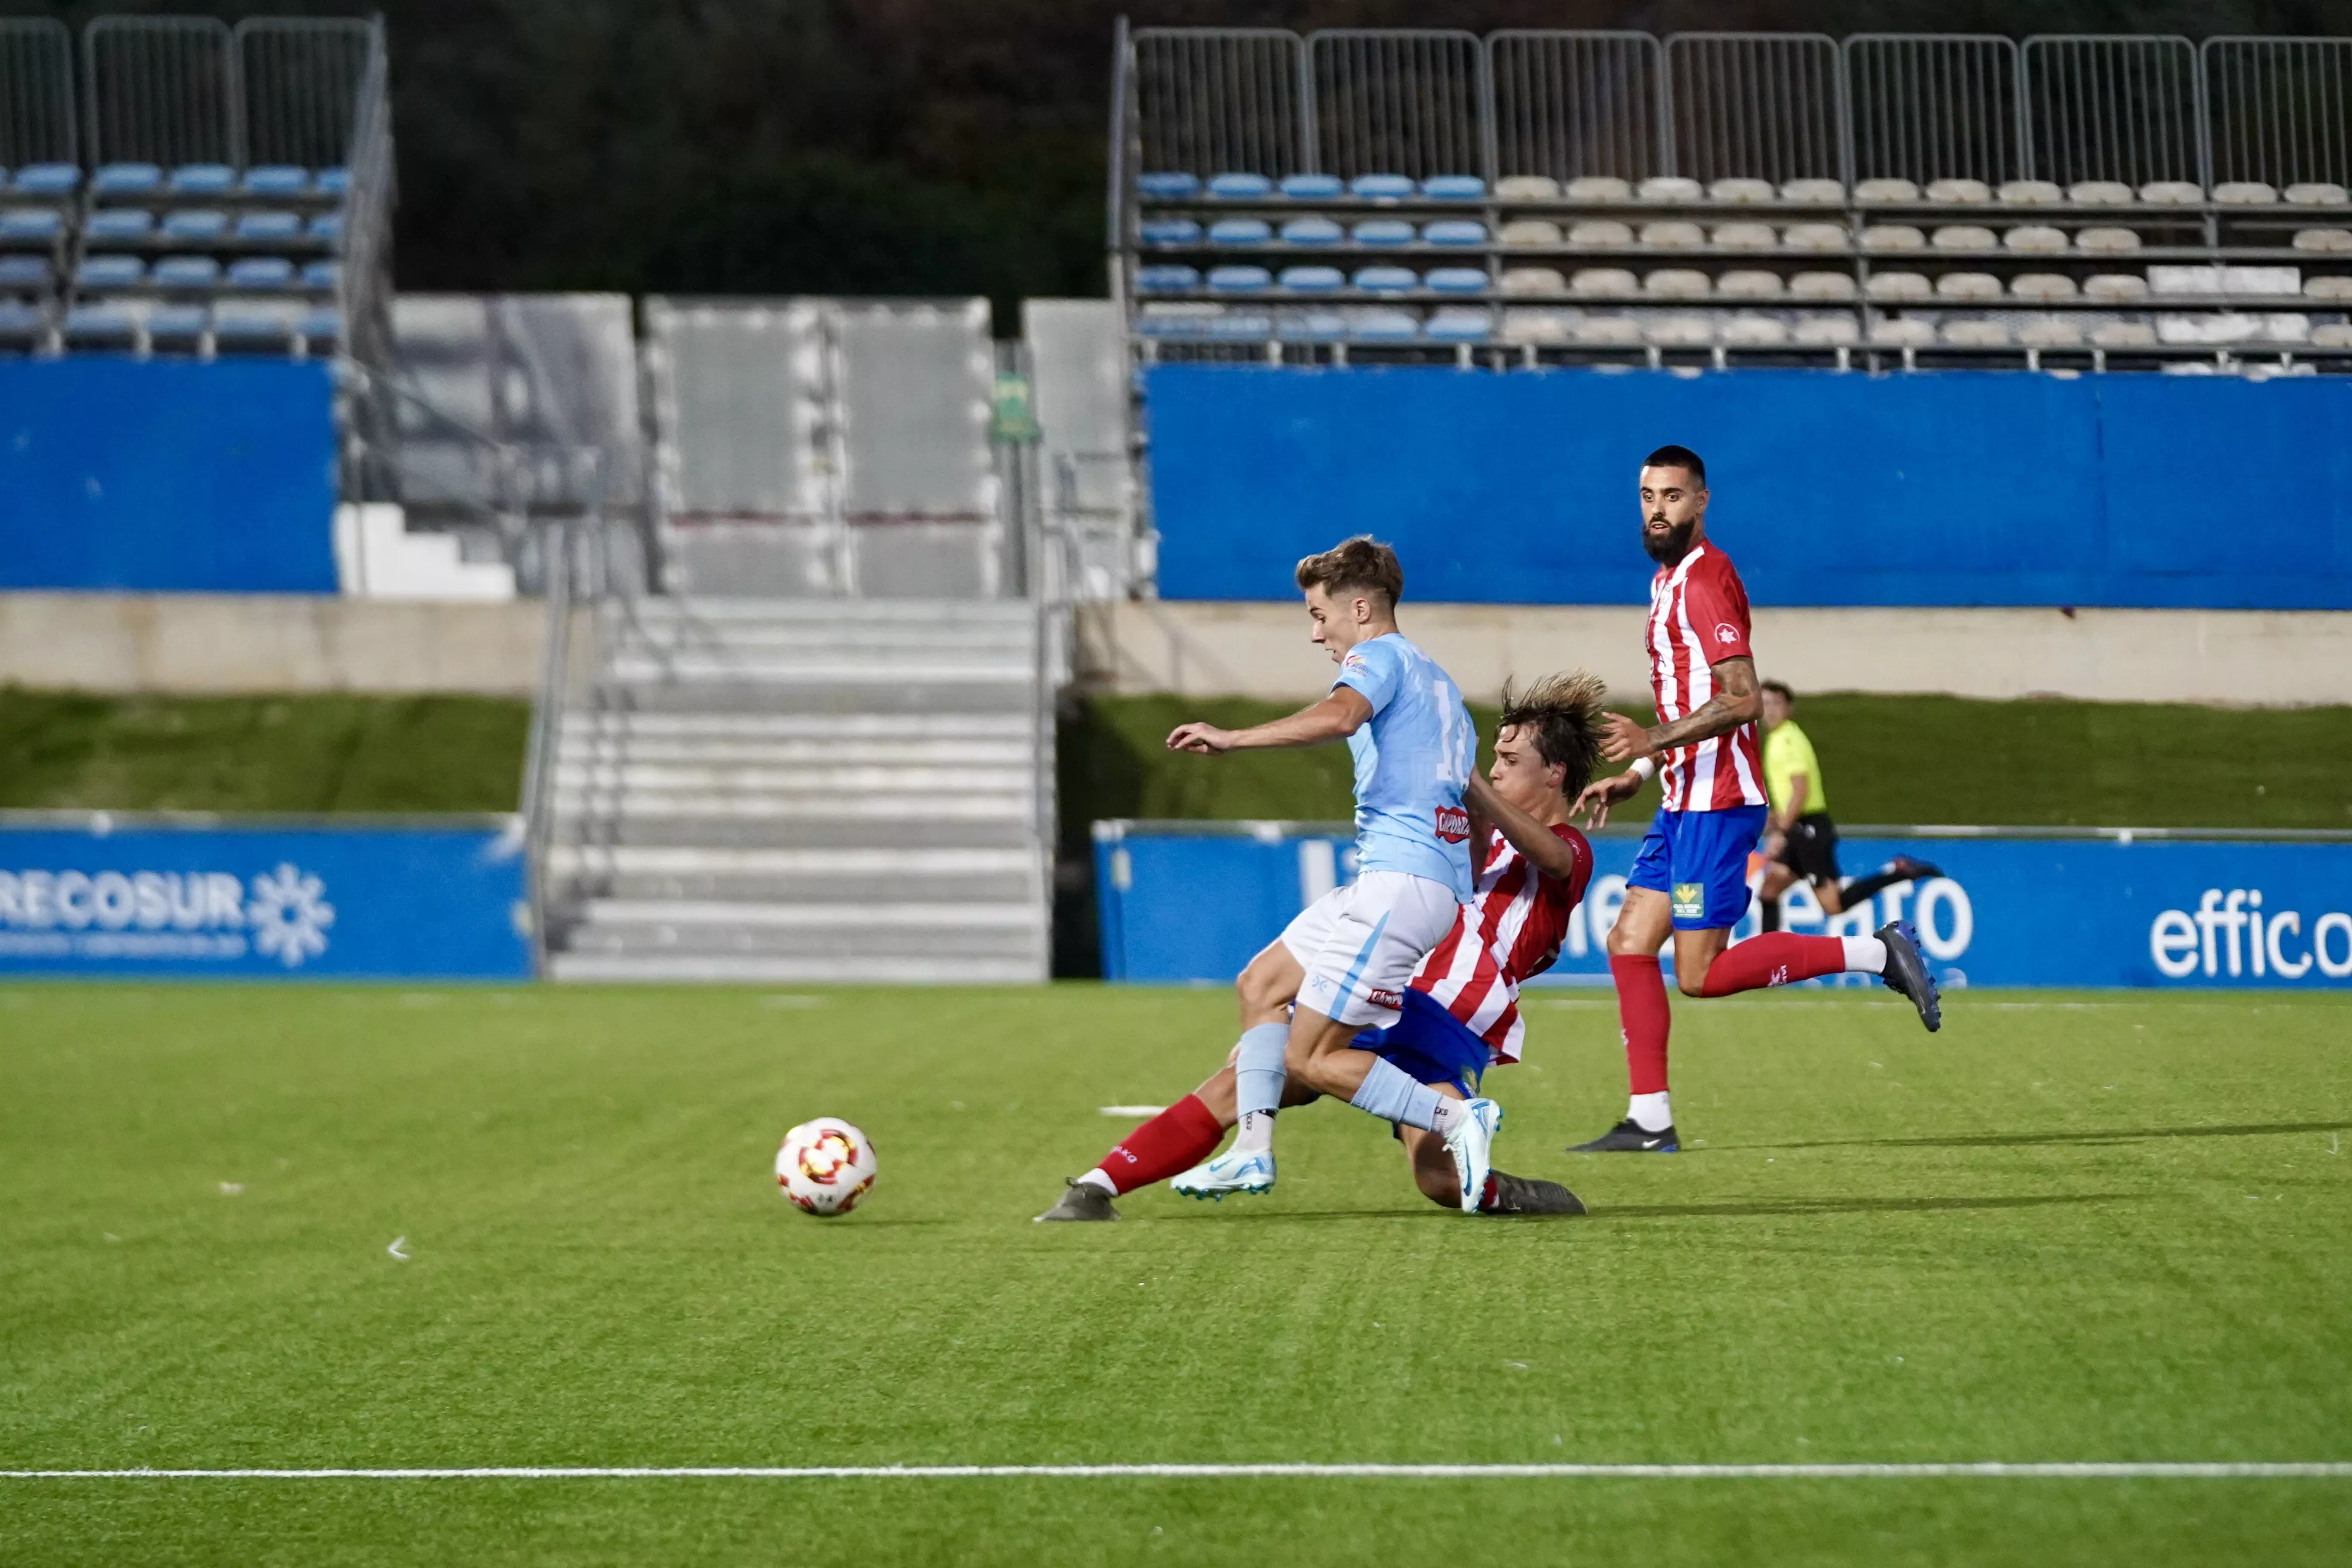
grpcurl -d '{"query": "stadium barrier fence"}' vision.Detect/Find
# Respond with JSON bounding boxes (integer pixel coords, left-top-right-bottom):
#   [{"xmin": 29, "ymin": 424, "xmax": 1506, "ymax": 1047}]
[{"xmin": 1092, "ymin": 820, "xmax": 2352, "ymax": 990}]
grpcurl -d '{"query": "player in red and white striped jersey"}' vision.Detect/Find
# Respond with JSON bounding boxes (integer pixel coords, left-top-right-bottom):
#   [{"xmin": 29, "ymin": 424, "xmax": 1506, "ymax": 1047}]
[
  {"xmin": 1037, "ymin": 675, "xmax": 1609, "ymax": 1221},
  {"xmin": 1568, "ymin": 446, "xmax": 1941, "ymax": 1155}
]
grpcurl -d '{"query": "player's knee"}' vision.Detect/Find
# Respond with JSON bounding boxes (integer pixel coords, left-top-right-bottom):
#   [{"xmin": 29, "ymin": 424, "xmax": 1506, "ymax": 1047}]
[{"xmin": 1674, "ymin": 967, "xmax": 1711, "ymax": 999}]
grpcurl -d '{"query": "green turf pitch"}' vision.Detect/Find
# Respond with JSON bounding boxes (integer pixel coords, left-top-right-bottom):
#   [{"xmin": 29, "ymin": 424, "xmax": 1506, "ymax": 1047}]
[{"xmin": 2, "ymin": 984, "xmax": 2348, "ymax": 1565}]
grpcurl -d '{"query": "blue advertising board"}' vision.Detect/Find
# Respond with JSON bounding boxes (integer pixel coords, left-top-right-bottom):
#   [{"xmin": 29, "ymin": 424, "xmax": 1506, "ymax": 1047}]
[
  {"xmin": 1094, "ymin": 822, "xmax": 2352, "ymax": 990},
  {"xmin": 0, "ymin": 814, "xmax": 530, "ymax": 980},
  {"xmin": 1143, "ymin": 364, "xmax": 2352, "ymax": 610},
  {"xmin": 0, "ymin": 357, "xmax": 338, "ymax": 592}
]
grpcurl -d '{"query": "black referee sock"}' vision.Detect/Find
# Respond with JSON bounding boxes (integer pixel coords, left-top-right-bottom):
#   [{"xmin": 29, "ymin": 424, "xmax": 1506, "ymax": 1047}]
[
  {"xmin": 1759, "ymin": 898, "xmax": 1781, "ymax": 933},
  {"xmin": 1840, "ymin": 864, "xmax": 1924, "ymax": 906}
]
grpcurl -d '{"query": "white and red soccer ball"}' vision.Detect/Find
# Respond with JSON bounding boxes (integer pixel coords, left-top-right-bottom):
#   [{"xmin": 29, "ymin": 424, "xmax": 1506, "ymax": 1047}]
[{"xmin": 775, "ymin": 1117, "xmax": 877, "ymax": 1217}]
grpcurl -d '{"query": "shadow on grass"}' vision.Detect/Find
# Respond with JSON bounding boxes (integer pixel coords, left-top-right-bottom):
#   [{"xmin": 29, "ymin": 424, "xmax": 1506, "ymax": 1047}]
[
  {"xmin": 1751, "ymin": 1119, "xmax": 2352, "ymax": 1152},
  {"xmin": 1593, "ymin": 1192, "xmax": 2137, "ymax": 1221}
]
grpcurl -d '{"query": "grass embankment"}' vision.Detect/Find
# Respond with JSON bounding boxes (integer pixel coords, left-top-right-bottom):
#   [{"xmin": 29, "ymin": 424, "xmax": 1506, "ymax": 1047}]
[
  {"xmin": 1, "ymin": 984, "xmax": 2348, "ymax": 1563},
  {"xmin": 1061, "ymin": 694, "xmax": 2352, "ymax": 832},
  {"xmin": 0, "ymin": 690, "xmax": 531, "ymax": 814}
]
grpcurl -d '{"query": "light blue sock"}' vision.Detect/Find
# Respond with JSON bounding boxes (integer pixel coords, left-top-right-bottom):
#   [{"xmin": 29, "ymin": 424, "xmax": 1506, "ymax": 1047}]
[
  {"xmin": 1349, "ymin": 1056, "xmax": 1444, "ymax": 1131},
  {"xmin": 1233, "ymin": 1022, "xmax": 1289, "ymax": 1119}
]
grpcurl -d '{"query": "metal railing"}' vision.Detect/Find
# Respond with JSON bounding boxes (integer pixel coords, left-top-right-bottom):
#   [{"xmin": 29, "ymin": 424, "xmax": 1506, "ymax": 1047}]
[
  {"xmin": 83, "ymin": 14, "xmax": 240, "ymax": 168},
  {"xmin": 237, "ymin": 16, "xmax": 372, "ymax": 171},
  {"xmin": 0, "ymin": 17, "xmax": 75, "ymax": 167},
  {"xmin": 1116, "ymin": 26, "xmax": 2346, "ymax": 190}
]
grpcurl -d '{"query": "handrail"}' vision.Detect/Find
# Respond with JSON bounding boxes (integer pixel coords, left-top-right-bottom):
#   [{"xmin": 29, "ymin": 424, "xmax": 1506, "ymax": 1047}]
[{"xmin": 518, "ymin": 445, "xmax": 611, "ymax": 980}]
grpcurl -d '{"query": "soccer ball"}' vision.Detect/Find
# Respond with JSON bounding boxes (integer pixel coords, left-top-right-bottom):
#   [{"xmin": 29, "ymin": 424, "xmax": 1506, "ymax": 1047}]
[{"xmin": 775, "ymin": 1118, "xmax": 877, "ymax": 1216}]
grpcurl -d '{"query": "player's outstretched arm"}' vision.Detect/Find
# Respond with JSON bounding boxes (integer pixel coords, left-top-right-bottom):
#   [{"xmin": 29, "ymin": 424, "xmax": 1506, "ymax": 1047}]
[
  {"xmin": 1166, "ymin": 688, "xmax": 1373, "ymax": 755},
  {"xmin": 1464, "ymin": 771, "xmax": 1579, "ymax": 881},
  {"xmin": 1571, "ymin": 770, "xmax": 1644, "ymax": 831},
  {"xmin": 1601, "ymin": 656, "xmax": 1762, "ymax": 761}
]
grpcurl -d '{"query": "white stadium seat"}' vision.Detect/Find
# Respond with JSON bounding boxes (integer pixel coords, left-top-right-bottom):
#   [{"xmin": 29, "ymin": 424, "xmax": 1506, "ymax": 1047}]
[
  {"xmin": 1646, "ymin": 314, "xmax": 1716, "ymax": 345},
  {"xmin": 1721, "ymin": 314, "xmax": 1789, "ymax": 345},
  {"xmin": 2078, "ymin": 227, "xmax": 2143, "ymax": 253},
  {"xmin": 1636, "ymin": 176, "xmax": 1704, "ymax": 202},
  {"xmin": 1642, "ymin": 268, "xmax": 1711, "ymax": 298},
  {"xmin": 1567, "ymin": 176, "xmax": 1634, "ymax": 202},
  {"xmin": 1711, "ymin": 222, "xmax": 1777, "ymax": 250},
  {"xmin": 1936, "ymin": 271, "xmax": 2003, "ymax": 300},
  {"xmin": 1494, "ymin": 175, "xmax": 1561, "ymax": 201},
  {"xmin": 1790, "ymin": 270, "xmax": 1857, "ymax": 299},
  {"xmin": 1572, "ymin": 315, "xmax": 1642, "ymax": 344},
  {"xmin": 2140, "ymin": 180, "xmax": 2205, "ymax": 206},
  {"xmin": 2092, "ymin": 321, "xmax": 2159, "ymax": 347},
  {"xmin": 1566, "ymin": 219, "xmax": 1633, "ymax": 247},
  {"xmin": 1861, "ymin": 224, "xmax": 1927, "ymax": 251},
  {"xmin": 2215, "ymin": 182, "xmax": 2279, "ymax": 205},
  {"xmin": 2005, "ymin": 225, "xmax": 2069, "ymax": 253},
  {"xmin": 1780, "ymin": 178, "xmax": 1845, "ymax": 203},
  {"xmin": 1794, "ymin": 314, "xmax": 1860, "ymax": 344},
  {"xmin": 1569, "ymin": 267, "xmax": 1638, "ymax": 296},
  {"xmin": 1500, "ymin": 307, "xmax": 1573, "ymax": 342},
  {"xmin": 2011, "ymin": 272, "xmax": 2080, "ymax": 300},
  {"xmin": 1854, "ymin": 177, "xmax": 1920, "ymax": 203},
  {"xmin": 1998, "ymin": 180, "xmax": 2065, "ymax": 204},
  {"xmin": 1870, "ymin": 317, "xmax": 1936, "ymax": 345},
  {"xmin": 1932, "ymin": 225, "xmax": 1998, "ymax": 250},
  {"xmin": 2069, "ymin": 181, "xmax": 2136, "ymax": 206},
  {"xmin": 1637, "ymin": 220, "xmax": 1705, "ymax": 248},
  {"xmin": 1943, "ymin": 319, "xmax": 2013, "ymax": 345},
  {"xmin": 2020, "ymin": 317, "xmax": 2086, "ymax": 347},
  {"xmin": 1864, "ymin": 271, "xmax": 1933, "ymax": 299},
  {"xmin": 1925, "ymin": 177, "xmax": 1991, "ymax": 204},
  {"xmin": 1781, "ymin": 222, "xmax": 1849, "ymax": 252},
  {"xmin": 2286, "ymin": 183, "xmax": 2350, "ymax": 207},
  {"xmin": 2305, "ymin": 276, "xmax": 2352, "ymax": 300},
  {"xmin": 2086, "ymin": 272, "xmax": 2153, "ymax": 301},
  {"xmin": 1716, "ymin": 270, "xmax": 1784, "ymax": 298},
  {"xmin": 2293, "ymin": 228, "xmax": 2352, "ymax": 252},
  {"xmin": 1500, "ymin": 266, "xmax": 1569, "ymax": 296},
  {"xmin": 1709, "ymin": 177, "xmax": 1777, "ymax": 204}
]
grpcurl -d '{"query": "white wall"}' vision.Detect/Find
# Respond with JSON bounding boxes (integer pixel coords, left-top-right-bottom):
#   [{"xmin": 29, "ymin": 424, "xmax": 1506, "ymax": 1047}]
[{"xmin": 1078, "ymin": 600, "xmax": 2352, "ymax": 708}]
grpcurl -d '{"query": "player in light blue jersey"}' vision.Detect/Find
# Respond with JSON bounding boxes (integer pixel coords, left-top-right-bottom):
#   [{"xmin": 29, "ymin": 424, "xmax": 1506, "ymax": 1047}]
[{"xmin": 1153, "ymin": 537, "xmax": 1503, "ymax": 1212}]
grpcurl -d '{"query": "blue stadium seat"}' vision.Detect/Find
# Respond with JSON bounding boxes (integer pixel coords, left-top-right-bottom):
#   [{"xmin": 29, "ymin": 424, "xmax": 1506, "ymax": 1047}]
[
  {"xmin": 1206, "ymin": 265, "xmax": 1272, "ymax": 293},
  {"xmin": 1352, "ymin": 265, "xmax": 1418, "ymax": 292},
  {"xmin": 0, "ymin": 299, "xmax": 47, "ymax": 338},
  {"xmin": 11, "ymin": 163, "xmax": 79, "ymax": 197},
  {"xmin": 1277, "ymin": 265, "xmax": 1345, "ymax": 293},
  {"xmin": 152, "ymin": 256, "xmax": 222, "ymax": 289},
  {"xmin": 1136, "ymin": 171, "xmax": 1200, "ymax": 200},
  {"xmin": 1135, "ymin": 264, "xmax": 1200, "ymax": 293},
  {"xmin": 1278, "ymin": 216, "xmax": 1342, "ymax": 245},
  {"xmin": 1350, "ymin": 219, "xmax": 1415, "ymax": 246},
  {"xmin": 241, "ymin": 166, "xmax": 311, "ymax": 197},
  {"xmin": 307, "ymin": 212, "xmax": 342, "ymax": 244},
  {"xmin": 1207, "ymin": 173, "xmax": 1272, "ymax": 199},
  {"xmin": 1278, "ymin": 173, "xmax": 1345, "ymax": 200},
  {"xmin": 1205, "ymin": 311, "xmax": 1273, "ymax": 340},
  {"xmin": 1276, "ymin": 310, "xmax": 1348, "ymax": 341},
  {"xmin": 1348, "ymin": 307, "xmax": 1420, "ymax": 340},
  {"xmin": 63, "ymin": 302, "xmax": 138, "ymax": 342},
  {"xmin": 1349, "ymin": 174, "xmax": 1416, "ymax": 200},
  {"xmin": 298, "ymin": 307, "xmax": 341, "ymax": 345},
  {"xmin": 315, "ymin": 167, "xmax": 350, "ymax": 197},
  {"xmin": 91, "ymin": 163, "xmax": 162, "ymax": 197},
  {"xmin": 227, "ymin": 256, "xmax": 297, "ymax": 289},
  {"xmin": 0, "ymin": 255, "xmax": 51, "ymax": 290},
  {"xmin": 169, "ymin": 164, "xmax": 236, "ymax": 196},
  {"xmin": 1426, "ymin": 267, "xmax": 1491, "ymax": 294},
  {"xmin": 234, "ymin": 211, "xmax": 303, "ymax": 243},
  {"xmin": 1424, "ymin": 220, "xmax": 1487, "ymax": 246},
  {"xmin": 1207, "ymin": 218, "xmax": 1272, "ymax": 245},
  {"xmin": 1422, "ymin": 175, "xmax": 1487, "ymax": 200},
  {"xmin": 1140, "ymin": 218, "xmax": 1200, "ymax": 244},
  {"xmin": 212, "ymin": 302, "xmax": 298, "ymax": 347},
  {"xmin": 163, "ymin": 209, "xmax": 229, "ymax": 242},
  {"xmin": 147, "ymin": 303, "xmax": 208, "ymax": 342},
  {"xmin": 0, "ymin": 208, "xmax": 65, "ymax": 243},
  {"xmin": 1134, "ymin": 311, "xmax": 1211, "ymax": 339},
  {"xmin": 84, "ymin": 208, "xmax": 154, "ymax": 242},
  {"xmin": 74, "ymin": 255, "xmax": 144, "ymax": 289},
  {"xmin": 1425, "ymin": 307, "xmax": 1494, "ymax": 341}
]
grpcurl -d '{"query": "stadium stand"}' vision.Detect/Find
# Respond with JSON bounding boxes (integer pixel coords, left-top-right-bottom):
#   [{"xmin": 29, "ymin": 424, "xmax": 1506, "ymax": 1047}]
[
  {"xmin": 1114, "ymin": 29, "xmax": 2352, "ymax": 373},
  {"xmin": 0, "ymin": 15, "xmax": 382, "ymax": 362}
]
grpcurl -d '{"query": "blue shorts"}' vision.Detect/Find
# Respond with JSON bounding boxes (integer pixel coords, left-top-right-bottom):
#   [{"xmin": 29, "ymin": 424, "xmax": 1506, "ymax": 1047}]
[
  {"xmin": 1628, "ymin": 804, "xmax": 1768, "ymax": 930},
  {"xmin": 1349, "ymin": 987, "xmax": 1492, "ymax": 1098}
]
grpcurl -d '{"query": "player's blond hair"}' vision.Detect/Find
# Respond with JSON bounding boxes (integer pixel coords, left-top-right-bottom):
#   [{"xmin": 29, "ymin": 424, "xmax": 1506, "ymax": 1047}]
[
  {"xmin": 1497, "ymin": 671, "xmax": 1610, "ymax": 798},
  {"xmin": 1294, "ymin": 535, "xmax": 1404, "ymax": 610}
]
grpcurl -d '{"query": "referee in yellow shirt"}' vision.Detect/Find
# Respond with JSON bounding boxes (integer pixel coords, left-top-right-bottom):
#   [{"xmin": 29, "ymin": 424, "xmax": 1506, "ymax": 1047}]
[{"xmin": 1757, "ymin": 681, "xmax": 1941, "ymax": 932}]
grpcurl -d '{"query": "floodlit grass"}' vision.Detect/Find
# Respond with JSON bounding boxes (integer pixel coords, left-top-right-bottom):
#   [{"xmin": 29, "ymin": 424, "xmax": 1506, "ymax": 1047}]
[
  {"xmin": 2, "ymin": 984, "xmax": 2348, "ymax": 1564},
  {"xmin": 0, "ymin": 690, "xmax": 529, "ymax": 814},
  {"xmin": 1062, "ymin": 694, "xmax": 2352, "ymax": 831}
]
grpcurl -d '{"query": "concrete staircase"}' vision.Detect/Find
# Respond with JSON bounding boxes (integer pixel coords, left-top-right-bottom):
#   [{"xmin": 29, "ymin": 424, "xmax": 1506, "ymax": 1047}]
[{"xmin": 544, "ymin": 598, "xmax": 1051, "ymax": 982}]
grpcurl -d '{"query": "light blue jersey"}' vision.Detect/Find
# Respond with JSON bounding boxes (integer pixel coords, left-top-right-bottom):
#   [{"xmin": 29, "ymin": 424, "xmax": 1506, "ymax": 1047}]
[{"xmin": 1331, "ymin": 632, "xmax": 1477, "ymax": 899}]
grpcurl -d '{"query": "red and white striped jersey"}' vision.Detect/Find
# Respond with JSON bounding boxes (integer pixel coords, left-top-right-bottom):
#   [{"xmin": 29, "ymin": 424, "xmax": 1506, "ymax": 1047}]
[
  {"xmin": 1408, "ymin": 823, "xmax": 1593, "ymax": 1065},
  {"xmin": 1646, "ymin": 541, "xmax": 1767, "ymax": 813}
]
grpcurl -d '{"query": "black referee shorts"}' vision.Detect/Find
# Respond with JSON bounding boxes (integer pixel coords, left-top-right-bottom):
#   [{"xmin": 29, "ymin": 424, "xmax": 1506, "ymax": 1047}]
[{"xmin": 1775, "ymin": 812, "xmax": 1842, "ymax": 885}]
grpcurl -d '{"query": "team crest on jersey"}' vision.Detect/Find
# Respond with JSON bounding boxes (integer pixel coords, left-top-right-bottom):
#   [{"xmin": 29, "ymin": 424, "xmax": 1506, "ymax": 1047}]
[
  {"xmin": 1714, "ymin": 622, "xmax": 1741, "ymax": 646},
  {"xmin": 1367, "ymin": 988, "xmax": 1403, "ymax": 1010},
  {"xmin": 1671, "ymin": 882, "xmax": 1705, "ymax": 918},
  {"xmin": 1433, "ymin": 805, "xmax": 1471, "ymax": 843}
]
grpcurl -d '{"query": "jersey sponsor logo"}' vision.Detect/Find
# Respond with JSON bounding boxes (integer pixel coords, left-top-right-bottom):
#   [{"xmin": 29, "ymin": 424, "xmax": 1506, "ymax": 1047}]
[
  {"xmin": 1671, "ymin": 881, "xmax": 1705, "ymax": 920},
  {"xmin": 1367, "ymin": 987, "xmax": 1403, "ymax": 1010},
  {"xmin": 1714, "ymin": 621, "xmax": 1741, "ymax": 646},
  {"xmin": 1433, "ymin": 806, "xmax": 1471, "ymax": 843}
]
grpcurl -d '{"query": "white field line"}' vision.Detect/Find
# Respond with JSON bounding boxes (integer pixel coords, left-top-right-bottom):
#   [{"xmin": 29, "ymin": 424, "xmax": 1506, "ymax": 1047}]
[{"xmin": 3, "ymin": 1463, "xmax": 2348, "ymax": 1481}]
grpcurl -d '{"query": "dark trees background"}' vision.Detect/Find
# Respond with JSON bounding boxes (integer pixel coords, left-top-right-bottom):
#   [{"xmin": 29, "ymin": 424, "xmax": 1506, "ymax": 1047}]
[{"xmin": 9, "ymin": 2, "xmax": 2347, "ymax": 324}]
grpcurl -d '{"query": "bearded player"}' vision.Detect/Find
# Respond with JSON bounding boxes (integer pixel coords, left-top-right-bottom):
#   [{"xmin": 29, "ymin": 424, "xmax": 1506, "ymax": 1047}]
[
  {"xmin": 1037, "ymin": 674, "xmax": 1607, "ymax": 1221},
  {"xmin": 1567, "ymin": 446, "xmax": 1940, "ymax": 1155}
]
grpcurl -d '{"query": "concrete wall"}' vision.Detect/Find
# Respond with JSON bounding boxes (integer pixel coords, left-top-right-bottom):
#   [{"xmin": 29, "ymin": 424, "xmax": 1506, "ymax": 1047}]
[
  {"xmin": 1078, "ymin": 601, "xmax": 2352, "ymax": 708},
  {"xmin": 0, "ymin": 594, "xmax": 549, "ymax": 695}
]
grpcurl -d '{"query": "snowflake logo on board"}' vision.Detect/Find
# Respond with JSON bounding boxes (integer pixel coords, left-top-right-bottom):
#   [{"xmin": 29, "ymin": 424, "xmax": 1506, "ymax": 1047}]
[{"xmin": 247, "ymin": 863, "xmax": 335, "ymax": 968}]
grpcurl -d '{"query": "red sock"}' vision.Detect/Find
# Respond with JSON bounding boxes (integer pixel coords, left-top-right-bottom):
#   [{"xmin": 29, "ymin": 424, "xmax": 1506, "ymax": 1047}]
[
  {"xmin": 1698, "ymin": 933, "xmax": 1849, "ymax": 997},
  {"xmin": 1609, "ymin": 953, "xmax": 1671, "ymax": 1096},
  {"xmin": 1094, "ymin": 1095, "xmax": 1224, "ymax": 1195}
]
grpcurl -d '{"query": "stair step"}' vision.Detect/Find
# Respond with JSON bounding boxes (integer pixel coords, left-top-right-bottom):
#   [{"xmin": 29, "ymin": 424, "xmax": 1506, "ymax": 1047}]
[
  {"xmin": 561, "ymin": 712, "xmax": 1031, "ymax": 741},
  {"xmin": 574, "ymin": 899, "xmax": 1043, "ymax": 930},
  {"xmin": 550, "ymin": 953, "xmax": 1045, "ymax": 984},
  {"xmin": 623, "ymin": 596, "xmax": 1036, "ymax": 622},
  {"xmin": 550, "ymin": 846, "xmax": 1034, "ymax": 875},
  {"xmin": 586, "ymin": 681, "xmax": 1033, "ymax": 715},
  {"xmin": 555, "ymin": 763, "xmax": 1034, "ymax": 794},
  {"xmin": 551, "ymin": 739, "xmax": 1034, "ymax": 767},
  {"xmin": 549, "ymin": 816, "xmax": 1036, "ymax": 851},
  {"xmin": 552, "ymin": 791, "xmax": 1028, "ymax": 820}
]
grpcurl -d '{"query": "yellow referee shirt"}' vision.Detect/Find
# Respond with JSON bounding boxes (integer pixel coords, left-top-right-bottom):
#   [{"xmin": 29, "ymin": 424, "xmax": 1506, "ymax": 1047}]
[{"xmin": 1762, "ymin": 719, "xmax": 1829, "ymax": 816}]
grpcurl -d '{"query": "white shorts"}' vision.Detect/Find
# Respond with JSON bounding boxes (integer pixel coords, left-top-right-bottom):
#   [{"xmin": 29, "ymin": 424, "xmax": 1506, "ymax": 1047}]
[{"xmin": 1279, "ymin": 871, "xmax": 1464, "ymax": 1029}]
